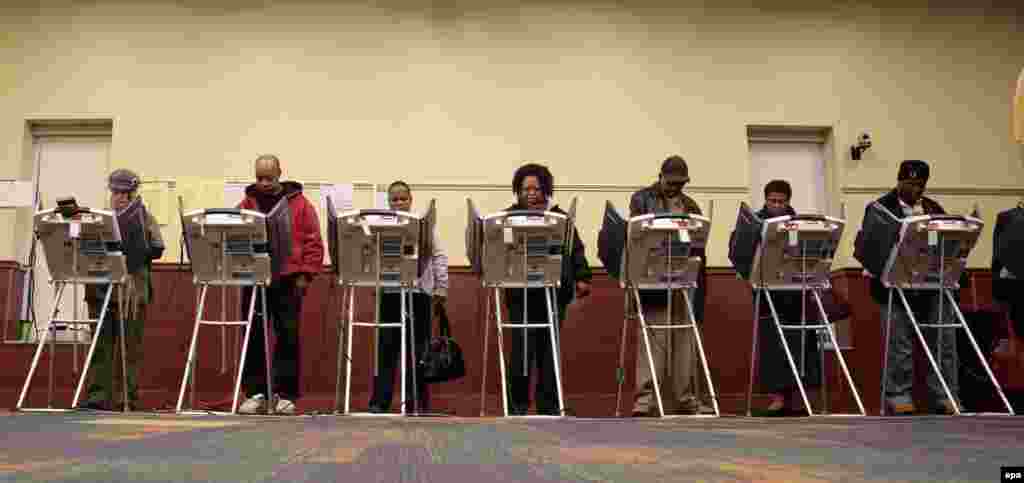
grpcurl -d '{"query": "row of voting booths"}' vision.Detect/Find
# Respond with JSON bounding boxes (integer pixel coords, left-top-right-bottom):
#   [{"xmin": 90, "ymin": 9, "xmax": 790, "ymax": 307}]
[
  {"xmin": 14, "ymin": 189, "xmax": 1020, "ymax": 417},
  {"xmin": 597, "ymin": 198, "xmax": 1015, "ymax": 417},
  {"xmin": 596, "ymin": 201, "xmax": 858, "ymax": 417}
]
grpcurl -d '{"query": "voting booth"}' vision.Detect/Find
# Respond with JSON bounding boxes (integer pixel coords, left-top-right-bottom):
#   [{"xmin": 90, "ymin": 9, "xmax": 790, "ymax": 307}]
[
  {"xmin": 327, "ymin": 197, "xmax": 435, "ymax": 416},
  {"xmin": 175, "ymin": 208, "xmax": 274, "ymax": 415},
  {"xmin": 17, "ymin": 207, "xmax": 130, "ymax": 412},
  {"xmin": 599, "ymin": 203, "xmax": 720, "ymax": 418},
  {"xmin": 467, "ymin": 198, "xmax": 576, "ymax": 417},
  {"xmin": 729, "ymin": 203, "xmax": 865, "ymax": 417},
  {"xmin": 857, "ymin": 203, "xmax": 1013, "ymax": 415}
]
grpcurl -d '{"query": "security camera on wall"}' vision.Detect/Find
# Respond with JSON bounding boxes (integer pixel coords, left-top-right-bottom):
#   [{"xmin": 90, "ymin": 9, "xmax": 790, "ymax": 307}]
[{"xmin": 850, "ymin": 132, "xmax": 872, "ymax": 161}]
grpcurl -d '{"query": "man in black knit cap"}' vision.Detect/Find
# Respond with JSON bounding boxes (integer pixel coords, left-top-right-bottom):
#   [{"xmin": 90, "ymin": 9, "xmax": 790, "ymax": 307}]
[{"xmin": 859, "ymin": 160, "xmax": 961, "ymax": 415}]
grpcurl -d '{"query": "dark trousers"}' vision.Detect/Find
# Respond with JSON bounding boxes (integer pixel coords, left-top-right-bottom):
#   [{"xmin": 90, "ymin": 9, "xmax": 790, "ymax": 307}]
[
  {"xmin": 505, "ymin": 287, "xmax": 562, "ymax": 415},
  {"xmin": 84, "ymin": 301, "xmax": 145, "ymax": 405},
  {"xmin": 757, "ymin": 310, "xmax": 822, "ymax": 394},
  {"xmin": 241, "ymin": 276, "xmax": 304, "ymax": 400},
  {"xmin": 757, "ymin": 291, "xmax": 821, "ymax": 394},
  {"xmin": 882, "ymin": 297, "xmax": 958, "ymax": 407},
  {"xmin": 370, "ymin": 291, "xmax": 432, "ymax": 411}
]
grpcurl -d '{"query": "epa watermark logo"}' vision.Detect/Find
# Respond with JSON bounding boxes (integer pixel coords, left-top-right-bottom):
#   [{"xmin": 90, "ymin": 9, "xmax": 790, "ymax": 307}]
[{"xmin": 1003, "ymin": 467, "xmax": 1024, "ymax": 482}]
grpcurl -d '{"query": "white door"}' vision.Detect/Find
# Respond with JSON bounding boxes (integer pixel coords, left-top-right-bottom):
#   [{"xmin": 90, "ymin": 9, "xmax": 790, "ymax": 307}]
[
  {"xmin": 25, "ymin": 136, "xmax": 111, "ymax": 342},
  {"xmin": 748, "ymin": 141, "xmax": 828, "ymax": 214}
]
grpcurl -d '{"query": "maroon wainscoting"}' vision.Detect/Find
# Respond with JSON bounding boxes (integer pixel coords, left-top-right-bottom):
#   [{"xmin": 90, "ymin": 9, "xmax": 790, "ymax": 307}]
[
  {"xmin": 0, "ymin": 263, "xmax": 1014, "ymax": 415},
  {"xmin": 0, "ymin": 261, "xmax": 24, "ymax": 343}
]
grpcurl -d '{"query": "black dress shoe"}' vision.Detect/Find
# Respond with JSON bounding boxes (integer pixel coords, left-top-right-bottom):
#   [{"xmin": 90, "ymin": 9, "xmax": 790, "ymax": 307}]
[
  {"xmin": 77, "ymin": 395, "xmax": 107, "ymax": 411},
  {"xmin": 750, "ymin": 406, "xmax": 786, "ymax": 417},
  {"xmin": 77, "ymin": 400, "xmax": 106, "ymax": 411},
  {"xmin": 508, "ymin": 406, "xmax": 528, "ymax": 416},
  {"xmin": 368, "ymin": 404, "xmax": 388, "ymax": 414}
]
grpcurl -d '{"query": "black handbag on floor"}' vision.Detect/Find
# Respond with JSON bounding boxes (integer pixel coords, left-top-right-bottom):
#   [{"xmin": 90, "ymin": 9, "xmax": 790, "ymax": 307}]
[{"xmin": 419, "ymin": 306, "xmax": 466, "ymax": 384}]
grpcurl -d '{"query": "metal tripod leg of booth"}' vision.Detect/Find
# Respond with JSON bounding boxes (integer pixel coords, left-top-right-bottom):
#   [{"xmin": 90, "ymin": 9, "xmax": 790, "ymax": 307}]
[
  {"xmin": 404, "ymin": 290, "xmax": 425, "ymax": 415},
  {"xmin": 479, "ymin": 287, "xmax": 495, "ymax": 417},
  {"xmin": 341, "ymin": 287, "xmax": 408, "ymax": 416},
  {"xmin": 682, "ymin": 288, "xmax": 720, "ymax": 417},
  {"xmin": 942, "ymin": 289, "xmax": 1015, "ymax": 415},
  {"xmin": 400, "ymin": 289, "xmax": 410, "ymax": 415},
  {"xmin": 334, "ymin": 286, "xmax": 352, "ymax": 413},
  {"xmin": 176, "ymin": 284, "xmax": 265, "ymax": 415},
  {"xmin": 882, "ymin": 286, "xmax": 1017, "ymax": 417},
  {"xmin": 880, "ymin": 289, "xmax": 895, "ymax": 416},
  {"xmin": 812, "ymin": 290, "xmax": 866, "ymax": 416},
  {"xmin": 70, "ymin": 284, "xmax": 114, "ymax": 409},
  {"xmin": 492, "ymin": 286, "xmax": 564, "ymax": 418},
  {"xmin": 745, "ymin": 289, "xmax": 764, "ymax": 416},
  {"xmin": 494, "ymin": 287, "xmax": 510, "ymax": 416},
  {"xmin": 763, "ymin": 291, "xmax": 814, "ymax": 416},
  {"xmin": 632, "ymin": 288, "xmax": 667, "ymax": 418},
  {"xmin": 614, "ymin": 295, "xmax": 633, "ymax": 418},
  {"xmin": 893, "ymin": 288, "xmax": 959, "ymax": 415},
  {"xmin": 17, "ymin": 283, "xmax": 118, "ymax": 412},
  {"xmin": 544, "ymin": 286, "xmax": 566, "ymax": 416},
  {"xmin": 341, "ymin": 286, "xmax": 356, "ymax": 414},
  {"xmin": 761, "ymin": 290, "xmax": 865, "ymax": 417},
  {"xmin": 117, "ymin": 284, "xmax": 128, "ymax": 412},
  {"xmin": 631, "ymin": 288, "xmax": 719, "ymax": 418},
  {"xmin": 177, "ymin": 285, "xmax": 208, "ymax": 414}
]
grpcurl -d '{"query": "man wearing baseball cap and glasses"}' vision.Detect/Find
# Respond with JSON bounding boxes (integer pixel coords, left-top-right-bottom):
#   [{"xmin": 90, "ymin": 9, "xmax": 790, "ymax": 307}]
[{"xmin": 628, "ymin": 155, "xmax": 713, "ymax": 416}]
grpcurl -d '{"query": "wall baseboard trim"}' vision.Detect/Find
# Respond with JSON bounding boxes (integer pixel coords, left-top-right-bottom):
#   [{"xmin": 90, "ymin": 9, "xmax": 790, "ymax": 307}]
[
  {"xmin": 843, "ymin": 185, "xmax": 1024, "ymax": 197},
  {"xmin": 141, "ymin": 180, "xmax": 1024, "ymax": 198},
  {"xmin": 145, "ymin": 178, "xmax": 752, "ymax": 195}
]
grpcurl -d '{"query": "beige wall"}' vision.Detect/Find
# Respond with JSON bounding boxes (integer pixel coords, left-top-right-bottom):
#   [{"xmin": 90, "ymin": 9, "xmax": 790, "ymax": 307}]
[{"xmin": 1, "ymin": 0, "xmax": 1022, "ymax": 268}]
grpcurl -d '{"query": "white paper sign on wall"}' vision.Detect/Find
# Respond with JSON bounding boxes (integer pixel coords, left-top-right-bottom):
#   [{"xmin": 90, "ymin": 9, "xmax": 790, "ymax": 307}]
[{"xmin": 0, "ymin": 180, "xmax": 34, "ymax": 207}]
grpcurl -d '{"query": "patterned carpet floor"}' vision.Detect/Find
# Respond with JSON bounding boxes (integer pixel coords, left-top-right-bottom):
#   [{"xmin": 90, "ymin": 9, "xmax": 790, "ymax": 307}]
[{"xmin": 0, "ymin": 411, "xmax": 1019, "ymax": 482}]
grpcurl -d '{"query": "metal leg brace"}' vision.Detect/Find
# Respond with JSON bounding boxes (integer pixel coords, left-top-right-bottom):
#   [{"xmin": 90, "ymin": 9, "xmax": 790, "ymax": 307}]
[
  {"xmin": 340, "ymin": 287, "xmax": 409, "ymax": 417},
  {"xmin": 176, "ymin": 283, "xmax": 267, "ymax": 415},
  {"xmin": 628, "ymin": 287, "xmax": 719, "ymax": 418},
  {"xmin": 490, "ymin": 286, "xmax": 565, "ymax": 418},
  {"xmin": 747, "ymin": 290, "xmax": 864, "ymax": 417},
  {"xmin": 17, "ymin": 283, "xmax": 118, "ymax": 412},
  {"xmin": 884, "ymin": 288, "xmax": 1015, "ymax": 416}
]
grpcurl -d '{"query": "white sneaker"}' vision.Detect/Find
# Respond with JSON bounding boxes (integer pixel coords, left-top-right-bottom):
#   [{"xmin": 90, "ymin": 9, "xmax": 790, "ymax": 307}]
[
  {"xmin": 238, "ymin": 394, "xmax": 267, "ymax": 414},
  {"xmin": 275, "ymin": 396, "xmax": 296, "ymax": 415}
]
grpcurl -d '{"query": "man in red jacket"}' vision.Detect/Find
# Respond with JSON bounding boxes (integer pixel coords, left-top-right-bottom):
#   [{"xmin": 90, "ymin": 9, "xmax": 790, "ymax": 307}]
[{"xmin": 237, "ymin": 154, "xmax": 324, "ymax": 414}]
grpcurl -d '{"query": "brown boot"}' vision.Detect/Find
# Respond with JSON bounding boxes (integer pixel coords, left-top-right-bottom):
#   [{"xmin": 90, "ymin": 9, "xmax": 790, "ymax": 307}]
[{"xmin": 886, "ymin": 400, "xmax": 915, "ymax": 415}]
